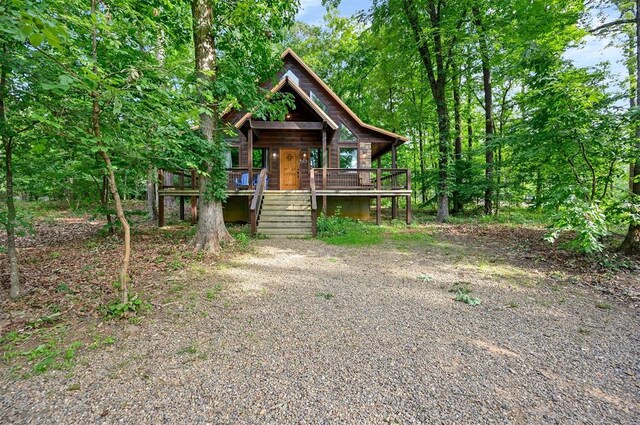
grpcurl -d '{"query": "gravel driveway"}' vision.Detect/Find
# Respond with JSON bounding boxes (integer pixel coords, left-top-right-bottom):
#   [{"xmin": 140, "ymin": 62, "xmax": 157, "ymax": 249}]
[{"xmin": 2, "ymin": 238, "xmax": 639, "ymax": 424}]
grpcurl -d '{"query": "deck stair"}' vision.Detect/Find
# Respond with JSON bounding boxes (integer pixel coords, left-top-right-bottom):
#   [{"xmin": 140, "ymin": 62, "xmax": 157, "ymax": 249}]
[{"xmin": 257, "ymin": 191, "xmax": 312, "ymax": 238}]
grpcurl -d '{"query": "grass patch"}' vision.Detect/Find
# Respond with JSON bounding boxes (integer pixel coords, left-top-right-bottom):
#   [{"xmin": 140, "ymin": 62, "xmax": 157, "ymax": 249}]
[
  {"xmin": 418, "ymin": 273, "xmax": 434, "ymax": 283},
  {"xmin": 205, "ymin": 283, "xmax": 223, "ymax": 301},
  {"xmin": 317, "ymin": 212, "xmax": 383, "ymax": 246},
  {"xmin": 316, "ymin": 291, "xmax": 335, "ymax": 300},
  {"xmin": 449, "ymin": 282, "xmax": 482, "ymax": 306},
  {"xmin": 1, "ymin": 327, "xmax": 84, "ymax": 378}
]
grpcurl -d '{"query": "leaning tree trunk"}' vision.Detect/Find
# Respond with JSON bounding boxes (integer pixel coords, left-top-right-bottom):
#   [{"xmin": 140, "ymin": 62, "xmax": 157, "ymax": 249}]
[
  {"xmin": 191, "ymin": 0, "xmax": 232, "ymax": 252},
  {"xmin": 92, "ymin": 0, "xmax": 131, "ymax": 301},
  {"xmin": 620, "ymin": 0, "xmax": 640, "ymax": 254},
  {"xmin": 0, "ymin": 43, "xmax": 20, "ymax": 299}
]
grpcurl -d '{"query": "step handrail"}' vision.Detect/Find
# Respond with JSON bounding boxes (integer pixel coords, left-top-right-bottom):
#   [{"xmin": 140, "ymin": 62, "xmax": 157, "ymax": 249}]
[
  {"xmin": 250, "ymin": 169, "xmax": 268, "ymax": 236},
  {"xmin": 310, "ymin": 168, "xmax": 318, "ymax": 237}
]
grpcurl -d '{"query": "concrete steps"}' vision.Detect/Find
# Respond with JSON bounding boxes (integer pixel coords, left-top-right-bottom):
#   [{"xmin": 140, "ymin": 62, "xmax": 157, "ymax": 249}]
[{"xmin": 257, "ymin": 192, "xmax": 313, "ymax": 238}]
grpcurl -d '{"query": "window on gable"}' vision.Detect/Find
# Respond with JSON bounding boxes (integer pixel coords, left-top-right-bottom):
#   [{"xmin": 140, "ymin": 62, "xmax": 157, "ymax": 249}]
[
  {"xmin": 282, "ymin": 69, "xmax": 300, "ymax": 85},
  {"xmin": 339, "ymin": 122, "xmax": 357, "ymax": 142},
  {"xmin": 309, "ymin": 90, "xmax": 328, "ymax": 113}
]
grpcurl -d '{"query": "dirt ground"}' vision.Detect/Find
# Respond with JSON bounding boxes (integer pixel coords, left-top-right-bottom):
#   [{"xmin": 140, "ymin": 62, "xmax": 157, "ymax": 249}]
[{"xmin": 1, "ymin": 215, "xmax": 639, "ymax": 423}]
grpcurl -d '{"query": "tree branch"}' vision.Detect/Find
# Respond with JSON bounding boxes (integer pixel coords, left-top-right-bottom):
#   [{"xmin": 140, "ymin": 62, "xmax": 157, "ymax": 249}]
[{"xmin": 589, "ymin": 19, "xmax": 634, "ymax": 33}]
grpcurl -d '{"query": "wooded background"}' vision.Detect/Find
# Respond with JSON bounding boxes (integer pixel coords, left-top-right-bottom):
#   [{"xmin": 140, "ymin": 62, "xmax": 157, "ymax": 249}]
[{"xmin": 1, "ymin": 0, "xmax": 638, "ymax": 300}]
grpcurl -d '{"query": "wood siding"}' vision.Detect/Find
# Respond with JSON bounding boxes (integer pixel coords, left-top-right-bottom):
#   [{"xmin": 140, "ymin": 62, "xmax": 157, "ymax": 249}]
[{"xmin": 226, "ymin": 53, "xmax": 399, "ymax": 190}]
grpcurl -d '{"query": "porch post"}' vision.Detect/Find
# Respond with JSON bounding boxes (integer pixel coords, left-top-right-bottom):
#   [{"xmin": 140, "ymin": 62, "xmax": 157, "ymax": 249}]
[
  {"xmin": 406, "ymin": 169, "xmax": 412, "ymax": 225},
  {"xmin": 179, "ymin": 172, "xmax": 185, "ymax": 221},
  {"xmin": 376, "ymin": 166, "xmax": 382, "ymax": 225},
  {"xmin": 322, "ymin": 123, "xmax": 327, "ymax": 214},
  {"xmin": 391, "ymin": 141, "xmax": 398, "ymax": 220},
  {"xmin": 158, "ymin": 169, "xmax": 165, "ymax": 227},
  {"xmin": 191, "ymin": 169, "xmax": 197, "ymax": 224},
  {"xmin": 248, "ymin": 121, "xmax": 254, "ymax": 191}
]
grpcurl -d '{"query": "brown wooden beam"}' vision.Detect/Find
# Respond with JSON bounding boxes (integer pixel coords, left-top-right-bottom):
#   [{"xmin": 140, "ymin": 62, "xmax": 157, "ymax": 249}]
[
  {"xmin": 248, "ymin": 123, "xmax": 254, "ymax": 191},
  {"xmin": 158, "ymin": 169, "xmax": 165, "ymax": 227},
  {"xmin": 250, "ymin": 121, "xmax": 324, "ymax": 131},
  {"xmin": 191, "ymin": 169, "xmax": 197, "ymax": 224},
  {"xmin": 406, "ymin": 170, "xmax": 412, "ymax": 224},
  {"xmin": 322, "ymin": 124, "xmax": 327, "ymax": 214},
  {"xmin": 179, "ymin": 172, "xmax": 185, "ymax": 221},
  {"xmin": 391, "ymin": 141, "xmax": 398, "ymax": 219}
]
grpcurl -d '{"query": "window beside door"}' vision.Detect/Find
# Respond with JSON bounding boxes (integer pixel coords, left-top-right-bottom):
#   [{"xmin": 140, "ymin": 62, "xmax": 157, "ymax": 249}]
[
  {"xmin": 310, "ymin": 148, "xmax": 323, "ymax": 168},
  {"xmin": 340, "ymin": 148, "xmax": 358, "ymax": 169},
  {"xmin": 253, "ymin": 148, "xmax": 269, "ymax": 170},
  {"xmin": 225, "ymin": 147, "xmax": 240, "ymax": 168}
]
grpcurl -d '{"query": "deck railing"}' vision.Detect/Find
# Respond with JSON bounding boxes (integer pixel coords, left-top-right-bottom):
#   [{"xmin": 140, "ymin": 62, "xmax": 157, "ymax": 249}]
[
  {"xmin": 249, "ymin": 169, "xmax": 268, "ymax": 236},
  {"xmin": 312, "ymin": 168, "xmax": 410, "ymax": 191},
  {"xmin": 227, "ymin": 168, "xmax": 264, "ymax": 191},
  {"xmin": 310, "ymin": 169, "xmax": 318, "ymax": 237}
]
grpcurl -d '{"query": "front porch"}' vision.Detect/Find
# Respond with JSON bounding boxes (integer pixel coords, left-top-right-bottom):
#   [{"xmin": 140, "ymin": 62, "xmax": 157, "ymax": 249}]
[{"xmin": 157, "ymin": 166, "xmax": 412, "ymax": 234}]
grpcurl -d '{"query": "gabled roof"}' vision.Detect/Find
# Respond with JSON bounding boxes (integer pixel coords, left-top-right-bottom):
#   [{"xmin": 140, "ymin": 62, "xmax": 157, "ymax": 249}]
[
  {"xmin": 281, "ymin": 48, "xmax": 408, "ymax": 142},
  {"xmin": 235, "ymin": 77, "xmax": 338, "ymax": 131}
]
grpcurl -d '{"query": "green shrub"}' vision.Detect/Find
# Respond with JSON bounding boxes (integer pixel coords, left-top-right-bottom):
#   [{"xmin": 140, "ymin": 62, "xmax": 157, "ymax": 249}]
[{"xmin": 545, "ymin": 196, "xmax": 609, "ymax": 254}]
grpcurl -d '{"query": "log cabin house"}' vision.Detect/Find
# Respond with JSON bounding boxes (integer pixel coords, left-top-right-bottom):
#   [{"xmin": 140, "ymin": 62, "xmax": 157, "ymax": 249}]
[{"xmin": 158, "ymin": 49, "xmax": 411, "ymax": 238}]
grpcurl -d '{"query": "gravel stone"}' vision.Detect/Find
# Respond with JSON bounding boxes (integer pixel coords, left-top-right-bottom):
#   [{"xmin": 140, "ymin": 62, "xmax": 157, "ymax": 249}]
[{"xmin": 1, "ymin": 239, "xmax": 639, "ymax": 424}]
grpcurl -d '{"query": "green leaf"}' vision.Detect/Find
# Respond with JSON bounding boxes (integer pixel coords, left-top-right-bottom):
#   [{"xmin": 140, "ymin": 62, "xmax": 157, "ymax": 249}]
[
  {"xmin": 28, "ymin": 32, "xmax": 44, "ymax": 47},
  {"xmin": 43, "ymin": 27, "xmax": 62, "ymax": 49}
]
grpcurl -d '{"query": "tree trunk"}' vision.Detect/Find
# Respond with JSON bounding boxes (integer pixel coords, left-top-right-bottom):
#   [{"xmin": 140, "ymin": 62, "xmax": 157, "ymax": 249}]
[
  {"xmin": 435, "ymin": 95, "xmax": 450, "ymax": 223},
  {"xmin": 452, "ymin": 70, "xmax": 463, "ymax": 214},
  {"xmin": 402, "ymin": 0, "xmax": 451, "ymax": 222},
  {"xmin": 92, "ymin": 0, "xmax": 131, "ymax": 301},
  {"xmin": 620, "ymin": 0, "xmax": 640, "ymax": 255},
  {"xmin": 147, "ymin": 167, "xmax": 157, "ymax": 220},
  {"xmin": 102, "ymin": 175, "xmax": 114, "ymax": 235},
  {"xmin": 473, "ymin": 7, "xmax": 495, "ymax": 216},
  {"xmin": 4, "ymin": 140, "xmax": 20, "ymax": 299},
  {"xmin": 418, "ymin": 125, "xmax": 426, "ymax": 203},
  {"xmin": 191, "ymin": 0, "xmax": 232, "ymax": 252},
  {"xmin": 0, "ymin": 43, "xmax": 20, "ymax": 299}
]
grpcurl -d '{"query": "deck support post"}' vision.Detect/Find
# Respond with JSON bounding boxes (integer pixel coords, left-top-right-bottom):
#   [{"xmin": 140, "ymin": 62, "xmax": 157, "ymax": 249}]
[
  {"xmin": 322, "ymin": 123, "xmax": 327, "ymax": 214},
  {"xmin": 158, "ymin": 169, "xmax": 165, "ymax": 227},
  {"xmin": 248, "ymin": 122, "xmax": 254, "ymax": 191},
  {"xmin": 376, "ymin": 167, "xmax": 382, "ymax": 225},
  {"xmin": 190, "ymin": 169, "xmax": 197, "ymax": 224},
  {"xmin": 391, "ymin": 142, "xmax": 398, "ymax": 220},
  {"xmin": 406, "ymin": 169, "xmax": 412, "ymax": 224},
  {"xmin": 179, "ymin": 172, "xmax": 185, "ymax": 221}
]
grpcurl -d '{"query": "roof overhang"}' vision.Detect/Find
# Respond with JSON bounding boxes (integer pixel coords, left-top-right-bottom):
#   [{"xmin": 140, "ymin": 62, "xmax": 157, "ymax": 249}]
[
  {"xmin": 281, "ymin": 48, "xmax": 408, "ymax": 142},
  {"xmin": 234, "ymin": 77, "xmax": 338, "ymax": 131}
]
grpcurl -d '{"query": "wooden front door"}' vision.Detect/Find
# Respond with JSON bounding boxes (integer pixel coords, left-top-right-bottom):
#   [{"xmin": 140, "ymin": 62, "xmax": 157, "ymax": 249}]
[{"xmin": 280, "ymin": 149, "xmax": 300, "ymax": 190}]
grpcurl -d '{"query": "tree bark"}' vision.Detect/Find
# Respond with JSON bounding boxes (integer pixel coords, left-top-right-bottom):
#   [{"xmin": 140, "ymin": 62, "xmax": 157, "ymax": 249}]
[
  {"xmin": 1, "ymin": 43, "xmax": 20, "ymax": 299},
  {"xmin": 473, "ymin": 7, "xmax": 495, "ymax": 216},
  {"xmin": 620, "ymin": 0, "xmax": 640, "ymax": 254},
  {"xmin": 191, "ymin": 0, "xmax": 232, "ymax": 252},
  {"xmin": 403, "ymin": 0, "xmax": 452, "ymax": 222},
  {"xmin": 92, "ymin": 0, "xmax": 131, "ymax": 301},
  {"xmin": 147, "ymin": 167, "xmax": 157, "ymax": 220},
  {"xmin": 452, "ymin": 69, "xmax": 463, "ymax": 214}
]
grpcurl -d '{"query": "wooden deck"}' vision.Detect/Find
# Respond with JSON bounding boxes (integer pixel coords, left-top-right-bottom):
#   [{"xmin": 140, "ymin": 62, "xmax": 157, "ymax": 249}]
[
  {"xmin": 157, "ymin": 168, "xmax": 412, "ymax": 228},
  {"xmin": 157, "ymin": 189, "xmax": 411, "ymax": 197}
]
